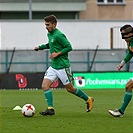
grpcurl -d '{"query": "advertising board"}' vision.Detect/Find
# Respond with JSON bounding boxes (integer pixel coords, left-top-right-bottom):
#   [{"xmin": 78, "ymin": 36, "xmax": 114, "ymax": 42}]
[{"xmin": 73, "ymin": 72, "xmax": 133, "ymax": 89}]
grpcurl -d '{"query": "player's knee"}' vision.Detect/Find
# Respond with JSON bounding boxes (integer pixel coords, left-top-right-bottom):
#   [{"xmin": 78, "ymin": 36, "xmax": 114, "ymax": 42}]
[
  {"xmin": 42, "ymin": 84, "xmax": 49, "ymax": 90},
  {"xmin": 125, "ymin": 86, "xmax": 132, "ymax": 91},
  {"xmin": 125, "ymin": 79, "xmax": 133, "ymax": 91}
]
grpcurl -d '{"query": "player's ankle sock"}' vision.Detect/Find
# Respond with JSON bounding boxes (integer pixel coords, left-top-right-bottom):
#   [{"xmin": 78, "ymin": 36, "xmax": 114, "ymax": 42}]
[
  {"xmin": 44, "ymin": 89, "xmax": 53, "ymax": 107},
  {"xmin": 74, "ymin": 88, "xmax": 88, "ymax": 101},
  {"xmin": 120, "ymin": 90, "xmax": 132, "ymax": 113}
]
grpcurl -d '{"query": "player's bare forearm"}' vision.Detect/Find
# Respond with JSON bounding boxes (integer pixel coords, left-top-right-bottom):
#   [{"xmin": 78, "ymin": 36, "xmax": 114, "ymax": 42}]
[{"xmin": 117, "ymin": 60, "xmax": 125, "ymax": 71}]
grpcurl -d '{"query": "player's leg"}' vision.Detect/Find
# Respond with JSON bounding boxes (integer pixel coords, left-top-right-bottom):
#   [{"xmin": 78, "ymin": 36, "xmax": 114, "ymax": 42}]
[
  {"xmin": 58, "ymin": 67, "xmax": 94, "ymax": 112},
  {"xmin": 119, "ymin": 79, "xmax": 133, "ymax": 114},
  {"xmin": 40, "ymin": 67, "xmax": 57, "ymax": 116},
  {"xmin": 108, "ymin": 79, "xmax": 133, "ymax": 117},
  {"xmin": 42, "ymin": 78, "xmax": 54, "ymax": 108},
  {"xmin": 65, "ymin": 82, "xmax": 88, "ymax": 100},
  {"xmin": 65, "ymin": 83, "xmax": 94, "ymax": 112}
]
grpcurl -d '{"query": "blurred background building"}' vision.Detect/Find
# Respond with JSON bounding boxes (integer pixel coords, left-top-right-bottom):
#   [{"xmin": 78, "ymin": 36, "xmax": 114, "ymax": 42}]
[{"xmin": 0, "ymin": 0, "xmax": 132, "ymax": 20}]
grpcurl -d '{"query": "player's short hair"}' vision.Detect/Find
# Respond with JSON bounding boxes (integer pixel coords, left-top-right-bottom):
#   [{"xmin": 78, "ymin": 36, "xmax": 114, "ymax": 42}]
[
  {"xmin": 120, "ymin": 24, "xmax": 133, "ymax": 39},
  {"xmin": 44, "ymin": 15, "xmax": 57, "ymax": 24},
  {"xmin": 120, "ymin": 24, "xmax": 132, "ymax": 33}
]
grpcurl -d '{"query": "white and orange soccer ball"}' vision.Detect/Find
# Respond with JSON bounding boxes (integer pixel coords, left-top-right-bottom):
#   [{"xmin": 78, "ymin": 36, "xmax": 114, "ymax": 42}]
[{"xmin": 22, "ymin": 104, "xmax": 35, "ymax": 117}]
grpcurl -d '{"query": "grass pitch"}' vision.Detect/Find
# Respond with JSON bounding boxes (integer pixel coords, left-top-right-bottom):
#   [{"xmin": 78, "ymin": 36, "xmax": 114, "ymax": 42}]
[{"xmin": 0, "ymin": 89, "xmax": 132, "ymax": 133}]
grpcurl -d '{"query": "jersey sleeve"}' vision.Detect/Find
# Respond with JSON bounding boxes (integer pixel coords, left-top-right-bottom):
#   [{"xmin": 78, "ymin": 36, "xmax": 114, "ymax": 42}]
[
  {"xmin": 38, "ymin": 43, "xmax": 49, "ymax": 50},
  {"xmin": 129, "ymin": 37, "xmax": 133, "ymax": 49},
  {"xmin": 123, "ymin": 37, "xmax": 133, "ymax": 63},
  {"xmin": 124, "ymin": 51, "xmax": 133, "ymax": 63},
  {"xmin": 57, "ymin": 34, "xmax": 72, "ymax": 54}
]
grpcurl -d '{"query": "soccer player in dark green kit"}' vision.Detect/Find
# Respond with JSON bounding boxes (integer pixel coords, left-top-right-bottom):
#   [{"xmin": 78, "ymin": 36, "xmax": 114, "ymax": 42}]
[
  {"xmin": 34, "ymin": 15, "xmax": 94, "ymax": 116},
  {"xmin": 108, "ymin": 24, "xmax": 133, "ymax": 117}
]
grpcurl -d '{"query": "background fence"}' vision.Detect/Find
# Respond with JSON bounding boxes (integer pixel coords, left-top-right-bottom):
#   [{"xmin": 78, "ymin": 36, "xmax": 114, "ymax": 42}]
[{"xmin": 0, "ymin": 49, "xmax": 133, "ymax": 73}]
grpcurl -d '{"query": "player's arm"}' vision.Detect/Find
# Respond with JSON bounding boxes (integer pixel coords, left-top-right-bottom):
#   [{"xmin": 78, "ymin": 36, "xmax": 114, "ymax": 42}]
[
  {"xmin": 49, "ymin": 52, "xmax": 62, "ymax": 59},
  {"xmin": 129, "ymin": 37, "xmax": 133, "ymax": 52},
  {"xmin": 34, "ymin": 43, "xmax": 49, "ymax": 51},
  {"xmin": 117, "ymin": 51, "xmax": 133, "ymax": 71},
  {"xmin": 57, "ymin": 34, "xmax": 72, "ymax": 54},
  {"xmin": 50, "ymin": 34, "xmax": 72, "ymax": 59}
]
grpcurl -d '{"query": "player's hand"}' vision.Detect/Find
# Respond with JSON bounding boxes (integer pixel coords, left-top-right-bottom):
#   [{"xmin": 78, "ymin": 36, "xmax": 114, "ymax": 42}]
[
  {"xmin": 34, "ymin": 47, "xmax": 39, "ymax": 51},
  {"xmin": 117, "ymin": 64, "xmax": 123, "ymax": 71},
  {"xmin": 49, "ymin": 52, "xmax": 61, "ymax": 59}
]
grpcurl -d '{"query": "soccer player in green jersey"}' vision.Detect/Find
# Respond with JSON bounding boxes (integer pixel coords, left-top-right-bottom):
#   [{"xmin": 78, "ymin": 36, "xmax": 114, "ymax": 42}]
[
  {"xmin": 34, "ymin": 15, "xmax": 94, "ymax": 116},
  {"xmin": 108, "ymin": 24, "xmax": 133, "ymax": 117}
]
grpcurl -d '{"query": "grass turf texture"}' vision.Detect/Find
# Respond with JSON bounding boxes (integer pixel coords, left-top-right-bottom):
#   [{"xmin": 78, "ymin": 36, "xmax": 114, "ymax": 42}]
[{"xmin": 0, "ymin": 89, "xmax": 132, "ymax": 133}]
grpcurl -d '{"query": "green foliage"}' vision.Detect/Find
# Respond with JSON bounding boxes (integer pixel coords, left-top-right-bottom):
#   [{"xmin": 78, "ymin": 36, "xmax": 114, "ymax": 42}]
[{"xmin": 0, "ymin": 89, "xmax": 132, "ymax": 133}]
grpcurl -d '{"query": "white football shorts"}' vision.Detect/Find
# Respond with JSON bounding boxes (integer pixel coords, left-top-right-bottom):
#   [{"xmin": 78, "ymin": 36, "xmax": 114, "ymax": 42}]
[{"xmin": 44, "ymin": 66, "xmax": 74, "ymax": 85}]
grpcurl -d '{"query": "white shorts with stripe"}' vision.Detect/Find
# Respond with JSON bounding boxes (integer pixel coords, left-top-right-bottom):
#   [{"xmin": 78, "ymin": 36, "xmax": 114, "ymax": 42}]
[{"xmin": 44, "ymin": 66, "xmax": 74, "ymax": 85}]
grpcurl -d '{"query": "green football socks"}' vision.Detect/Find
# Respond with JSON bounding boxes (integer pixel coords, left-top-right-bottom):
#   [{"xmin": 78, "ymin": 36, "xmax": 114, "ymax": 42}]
[
  {"xmin": 44, "ymin": 89, "xmax": 53, "ymax": 108},
  {"xmin": 74, "ymin": 88, "xmax": 88, "ymax": 101},
  {"xmin": 120, "ymin": 90, "xmax": 132, "ymax": 113}
]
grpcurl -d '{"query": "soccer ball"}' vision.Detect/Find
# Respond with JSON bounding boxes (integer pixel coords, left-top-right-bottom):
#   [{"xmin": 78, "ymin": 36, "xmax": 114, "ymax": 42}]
[{"xmin": 22, "ymin": 104, "xmax": 35, "ymax": 117}]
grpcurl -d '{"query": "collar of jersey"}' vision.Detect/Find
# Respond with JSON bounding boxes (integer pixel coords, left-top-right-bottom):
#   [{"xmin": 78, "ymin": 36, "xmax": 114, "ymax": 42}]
[{"xmin": 49, "ymin": 28, "xmax": 57, "ymax": 34}]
